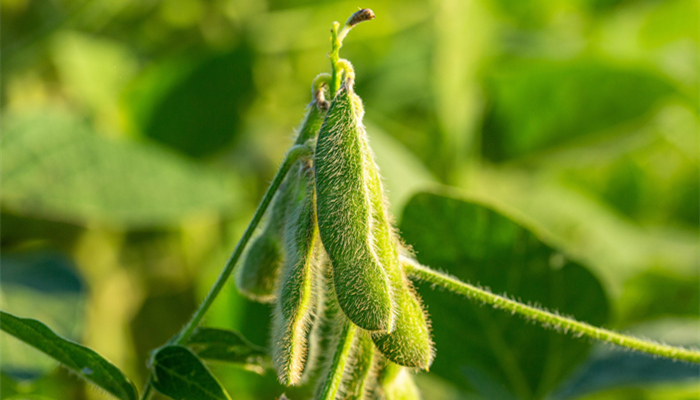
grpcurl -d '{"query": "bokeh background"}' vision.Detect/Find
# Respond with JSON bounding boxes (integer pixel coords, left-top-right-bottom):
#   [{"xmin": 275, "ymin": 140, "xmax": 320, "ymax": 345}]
[{"xmin": 1, "ymin": 0, "xmax": 698, "ymax": 399}]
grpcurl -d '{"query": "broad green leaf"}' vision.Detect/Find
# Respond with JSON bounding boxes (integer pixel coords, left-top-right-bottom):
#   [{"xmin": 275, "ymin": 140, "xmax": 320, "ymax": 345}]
[
  {"xmin": 0, "ymin": 311, "xmax": 137, "ymax": 400},
  {"xmin": 125, "ymin": 46, "xmax": 254, "ymax": 158},
  {"xmin": 1, "ymin": 251, "xmax": 86, "ymax": 379},
  {"xmin": 151, "ymin": 345, "xmax": 231, "ymax": 400},
  {"xmin": 552, "ymin": 318, "xmax": 700, "ymax": 399},
  {"xmin": 400, "ymin": 191, "xmax": 610, "ymax": 399},
  {"xmin": 1, "ymin": 110, "xmax": 239, "ymax": 227},
  {"xmin": 185, "ymin": 327, "xmax": 268, "ymax": 367},
  {"xmin": 481, "ymin": 60, "xmax": 674, "ymax": 162},
  {"xmin": 468, "ymin": 166, "xmax": 700, "ymax": 294},
  {"xmin": 552, "ymin": 349, "xmax": 700, "ymax": 400}
]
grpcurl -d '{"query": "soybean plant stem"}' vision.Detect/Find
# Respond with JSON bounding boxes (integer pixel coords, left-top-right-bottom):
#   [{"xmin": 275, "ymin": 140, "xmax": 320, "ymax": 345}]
[
  {"xmin": 138, "ymin": 144, "xmax": 312, "ymax": 400},
  {"xmin": 402, "ymin": 259, "xmax": 700, "ymax": 364}
]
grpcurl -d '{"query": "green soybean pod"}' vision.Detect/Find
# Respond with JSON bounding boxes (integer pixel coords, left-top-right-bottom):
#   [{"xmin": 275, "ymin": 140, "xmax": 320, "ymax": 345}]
[
  {"xmin": 272, "ymin": 162, "xmax": 321, "ymax": 385},
  {"xmin": 301, "ymin": 251, "xmax": 338, "ymax": 384},
  {"xmin": 235, "ymin": 180, "xmax": 290, "ymax": 302},
  {"xmin": 235, "ymin": 99, "xmax": 327, "ymax": 302},
  {"xmin": 314, "ymin": 79, "xmax": 396, "ymax": 332},
  {"xmin": 343, "ymin": 331, "xmax": 380, "ymax": 400},
  {"xmin": 370, "ymin": 268, "xmax": 434, "ymax": 370}
]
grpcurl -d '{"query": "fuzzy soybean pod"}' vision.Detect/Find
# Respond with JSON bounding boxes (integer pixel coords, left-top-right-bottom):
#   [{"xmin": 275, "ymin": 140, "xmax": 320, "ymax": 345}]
[
  {"xmin": 343, "ymin": 331, "xmax": 380, "ymax": 400},
  {"xmin": 235, "ymin": 178, "xmax": 291, "ymax": 302},
  {"xmin": 370, "ymin": 268, "xmax": 434, "ymax": 370},
  {"xmin": 272, "ymin": 162, "xmax": 321, "ymax": 386},
  {"xmin": 314, "ymin": 80, "xmax": 397, "ymax": 332},
  {"xmin": 236, "ymin": 99, "xmax": 327, "ymax": 302}
]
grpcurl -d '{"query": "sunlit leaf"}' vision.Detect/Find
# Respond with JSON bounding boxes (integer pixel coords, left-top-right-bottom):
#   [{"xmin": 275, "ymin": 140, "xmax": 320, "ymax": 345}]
[
  {"xmin": 1, "ymin": 110, "xmax": 239, "ymax": 227},
  {"xmin": 0, "ymin": 311, "xmax": 137, "ymax": 400},
  {"xmin": 151, "ymin": 345, "xmax": 231, "ymax": 400}
]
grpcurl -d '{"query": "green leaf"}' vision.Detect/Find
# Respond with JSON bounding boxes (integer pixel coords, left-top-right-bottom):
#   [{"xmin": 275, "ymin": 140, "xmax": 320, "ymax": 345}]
[
  {"xmin": 125, "ymin": 46, "xmax": 254, "ymax": 158},
  {"xmin": 151, "ymin": 345, "xmax": 231, "ymax": 400},
  {"xmin": 552, "ymin": 348, "xmax": 700, "ymax": 400},
  {"xmin": 0, "ymin": 311, "xmax": 137, "ymax": 400},
  {"xmin": 1, "ymin": 110, "xmax": 239, "ymax": 227},
  {"xmin": 185, "ymin": 327, "xmax": 268, "ymax": 367},
  {"xmin": 400, "ymin": 191, "xmax": 611, "ymax": 399}
]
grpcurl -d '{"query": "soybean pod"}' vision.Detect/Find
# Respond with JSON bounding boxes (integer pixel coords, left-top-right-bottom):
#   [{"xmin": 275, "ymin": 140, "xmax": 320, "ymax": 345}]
[
  {"xmin": 272, "ymin": 161, "xmax": 321, "ymax": 385},
  {"xmin": 314, "ymin": 79, "xmax": 397, "ymax": 332},
  {"xmin": 235, "ymin": 98, "xmax": 326, "ymax": 302}
]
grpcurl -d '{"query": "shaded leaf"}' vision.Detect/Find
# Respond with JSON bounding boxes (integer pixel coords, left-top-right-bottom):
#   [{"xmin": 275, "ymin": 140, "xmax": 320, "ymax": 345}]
[
  {"xmin": 0, "ymin": 311, "xmax": 137, "ymax": 400},
  {"xmin": 400, "ymin": 191, "xmax": 610, "ymax": 399},
  {"xmin": 0, "ymin": 110, "xmax": 239, "ymax": 227},
  {"xmin": 552, "ymin": 348, "xmax": 700, "ymax": 399},
  {"xmin": 151, "ymin": 345, "xmax": 231, "ymax": 400},
  {"xmin": 186, "ymin": 327, "xmax": 268, "ymax": 367},
  {"xmin": 126, "ymin": 46, "xmax": 254, "ymax": 158}
]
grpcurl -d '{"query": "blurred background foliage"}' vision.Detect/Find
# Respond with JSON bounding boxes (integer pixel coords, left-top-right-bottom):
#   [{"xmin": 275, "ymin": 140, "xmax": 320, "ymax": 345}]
[{"xmin": 0, "ymin": 0, "xmax": 698, "ymax": 399}]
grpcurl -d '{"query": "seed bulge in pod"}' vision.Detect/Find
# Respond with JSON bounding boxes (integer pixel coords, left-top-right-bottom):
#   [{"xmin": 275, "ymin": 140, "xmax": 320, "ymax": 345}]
[
  {"xmin": 272, "ymin": 162, "xmax": 320, "ymax": 386},
  {"xmin": 314, "ymin": 79, "xmax": 396, "ymax": 332},
  {"xmin": 370, "ymin": 270, "xmax": 434, "ymax": 370}
]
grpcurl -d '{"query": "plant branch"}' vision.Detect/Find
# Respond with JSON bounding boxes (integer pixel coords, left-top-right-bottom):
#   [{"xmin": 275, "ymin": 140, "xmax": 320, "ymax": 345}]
[{"xmin": 402, "ymin": 259, "xmax": 700, "ymax": 364}]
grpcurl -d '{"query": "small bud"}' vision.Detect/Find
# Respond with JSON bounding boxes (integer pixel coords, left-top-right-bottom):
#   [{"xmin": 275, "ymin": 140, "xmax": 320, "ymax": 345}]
[{"xmin": 346, "ymin": 8, "xmax": 375, "ymax": 27}]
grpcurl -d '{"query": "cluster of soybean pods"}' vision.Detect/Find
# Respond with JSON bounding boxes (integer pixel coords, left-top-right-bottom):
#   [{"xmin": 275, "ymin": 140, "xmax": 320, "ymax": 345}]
[{"xmin": 235, "ymin": 9, "xmax": 434, "ymax": 400}]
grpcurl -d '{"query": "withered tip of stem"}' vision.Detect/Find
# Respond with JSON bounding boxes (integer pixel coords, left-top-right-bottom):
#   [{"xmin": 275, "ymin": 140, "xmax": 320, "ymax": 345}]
[{"xmin": 346, "ymin": 8, "xmax": 375, "ymax": 27}]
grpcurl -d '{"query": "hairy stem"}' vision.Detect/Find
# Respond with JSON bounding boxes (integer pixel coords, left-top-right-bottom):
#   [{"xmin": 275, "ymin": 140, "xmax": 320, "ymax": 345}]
[
  {"xmin": 139, "ymin": 143, "xmax": 312, "ymax": 400},
  {"xmin": 403, "ymin": 259, "xmax": 700, "ymax": 364}
]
